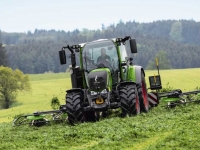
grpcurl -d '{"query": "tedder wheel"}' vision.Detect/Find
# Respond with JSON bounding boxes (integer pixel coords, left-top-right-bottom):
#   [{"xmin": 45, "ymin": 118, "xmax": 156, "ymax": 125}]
[
  {"xmin": 120, "ymin": 84, "xmax": 140, "ymax": 116},
  {"xmin": 138, "ymin": 72, "xmax": 149, "ymax": 113},
  {"xmin": 66, "ymin": 91, "xmax": 84, "ymax": 125},
  {"xmin": 32, "ymin": 119, "xmax": 47, "ymax": 127}
]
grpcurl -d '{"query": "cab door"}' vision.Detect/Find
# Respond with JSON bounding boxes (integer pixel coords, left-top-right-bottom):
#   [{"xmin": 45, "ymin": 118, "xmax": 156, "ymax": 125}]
[{"xmin": 119, "ymin": 44, "xmax": 128, "ymax": 81}]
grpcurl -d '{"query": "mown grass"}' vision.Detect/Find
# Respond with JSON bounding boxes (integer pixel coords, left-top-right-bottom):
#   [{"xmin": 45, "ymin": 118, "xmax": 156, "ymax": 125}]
[
  {"xmin": 0, "ymin": 68, "xmax": 200, "ymax": 149},
  {"xmin": 1, "ymin": 102, "xmax": 200, "ymax": 150}
]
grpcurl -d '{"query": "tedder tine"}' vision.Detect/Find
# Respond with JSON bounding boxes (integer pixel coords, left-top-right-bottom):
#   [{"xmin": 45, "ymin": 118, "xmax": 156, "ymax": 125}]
[{"xmin": 12, "ymin": 115, "xmax": 33, "ymax": 126}]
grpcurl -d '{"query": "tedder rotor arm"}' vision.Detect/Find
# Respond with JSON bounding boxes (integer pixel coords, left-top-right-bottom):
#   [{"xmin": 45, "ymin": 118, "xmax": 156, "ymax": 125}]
[
  {"xmin": 159, "ymin": 90, "xmax": 200, "ymax": 98},
  {"xmin": 13, "ymin": 105, "xmax": 67, "ymax": 127},
  {"xmin": 158, "ymin": 90, "xmax": 200, "ymax": 108}
]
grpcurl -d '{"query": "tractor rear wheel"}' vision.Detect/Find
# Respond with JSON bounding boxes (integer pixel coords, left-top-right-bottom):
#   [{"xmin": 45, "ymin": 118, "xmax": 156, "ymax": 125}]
[
  {"xmin": 138, "ymin": 72, "xmax": 149, "ymax": 112},
  {"xmin": 66, "ymin": 91, "xmax": 84, "ymax": 125},
  {"xmin": 120, "ymin": 84, "xmax": 140, "ymax": 116}
]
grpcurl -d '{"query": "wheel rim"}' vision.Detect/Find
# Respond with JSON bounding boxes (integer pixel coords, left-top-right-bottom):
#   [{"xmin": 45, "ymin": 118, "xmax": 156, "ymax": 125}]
[{"xmin": 142, "ymin": 80, "xmax": 149, "ymax": 109}]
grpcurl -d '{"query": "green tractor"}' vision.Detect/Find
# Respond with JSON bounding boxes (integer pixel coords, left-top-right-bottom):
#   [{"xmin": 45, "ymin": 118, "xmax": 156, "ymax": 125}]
[{"xmin": 59, "ymin": 36, "xmax": 149, "ymax": 124}]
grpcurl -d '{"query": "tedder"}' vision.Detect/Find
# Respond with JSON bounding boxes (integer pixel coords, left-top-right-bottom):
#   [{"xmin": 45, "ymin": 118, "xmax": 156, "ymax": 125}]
[{"xmin": 13, "ymin": 36, "xmax": 200, "ymax": 127}]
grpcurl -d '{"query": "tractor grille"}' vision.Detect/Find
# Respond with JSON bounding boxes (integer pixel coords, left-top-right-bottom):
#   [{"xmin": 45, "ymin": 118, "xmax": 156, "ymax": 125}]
[{"xmin": 88, "ymin": 71, "xmax": 107, "ymax": 90}]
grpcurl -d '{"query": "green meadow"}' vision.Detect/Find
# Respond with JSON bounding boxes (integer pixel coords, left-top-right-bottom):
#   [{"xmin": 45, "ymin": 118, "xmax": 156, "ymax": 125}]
[
  {"xmin": 0, "ymin": 73, "xmax": 71, "ymax": 123},
  {"xmin": 145, "ymin": 68, "xmax": 200, "ymax": 91},
  {"xmin": 0, "ymin": 68, "xmax": 200, "ymax": 150},
  {"xmin": 0, "ymin": 68, "xmax": 200, "ymax": 123}
]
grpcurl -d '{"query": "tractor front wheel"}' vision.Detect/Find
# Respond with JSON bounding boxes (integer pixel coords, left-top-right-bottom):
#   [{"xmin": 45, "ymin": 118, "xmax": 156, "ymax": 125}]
[
  {"xmin": 66, "ymin": 91, "xmax": 84, "ymax": 125},
  {"xmin": 120, "ymin": 84, "xmax": 140, "ymax": 116}
]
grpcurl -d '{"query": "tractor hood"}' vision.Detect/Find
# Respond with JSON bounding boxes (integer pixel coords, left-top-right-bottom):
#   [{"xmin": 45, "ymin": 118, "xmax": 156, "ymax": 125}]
[{"xmin": 87, "ymin": 68, "xmax": 112, "ymax": 91}]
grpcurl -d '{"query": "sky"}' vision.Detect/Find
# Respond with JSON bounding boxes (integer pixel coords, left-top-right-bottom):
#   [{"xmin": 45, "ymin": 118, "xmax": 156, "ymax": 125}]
[{"xmin": 0, "ymin": 0, "xmax": 200, "ymax": 33}]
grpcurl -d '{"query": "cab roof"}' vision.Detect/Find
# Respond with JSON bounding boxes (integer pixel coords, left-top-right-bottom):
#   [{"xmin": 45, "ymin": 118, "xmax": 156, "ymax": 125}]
[{"xmin": 79, "ymin": 38, "xmax": 117, "ymax": 48}]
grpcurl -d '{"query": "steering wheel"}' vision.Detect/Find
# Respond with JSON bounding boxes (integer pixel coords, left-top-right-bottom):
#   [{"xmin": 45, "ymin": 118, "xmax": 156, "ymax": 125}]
[{"xmin": 97, "ymin": 59, "xmax": 112, "ymax": 68}]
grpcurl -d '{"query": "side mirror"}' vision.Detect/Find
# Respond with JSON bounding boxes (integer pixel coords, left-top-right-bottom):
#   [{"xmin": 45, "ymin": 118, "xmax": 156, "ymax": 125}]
[
  {"xmin": 130, "ymin": 39, "xmax": 137, "ymax": 53},
  {"xmin": 59, "ymin": 50, "xmax": 66, "ymax": 65}
]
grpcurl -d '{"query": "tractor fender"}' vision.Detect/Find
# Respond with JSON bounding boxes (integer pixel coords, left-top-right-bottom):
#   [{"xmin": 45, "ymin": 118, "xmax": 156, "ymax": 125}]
[
  {"xmin": 66, "ymin": 88, "xmax": 84, "ymax": 94},
  {"xmin": 120, "ymin": 81, "xmax": 137, "ymax": 86},
  {"xmin": 127, "ymin": 65, "xmax": 145, "ymax": 84},
  {"xmin": 134, "ymin": 65, "xmax": 145, "ymax": 84}
]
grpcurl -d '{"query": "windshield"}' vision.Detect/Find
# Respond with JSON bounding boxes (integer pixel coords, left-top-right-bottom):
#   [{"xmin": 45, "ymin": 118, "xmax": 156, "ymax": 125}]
[{"xmin": 82, "ymin": 40, "xmax": 119, "ymax": 72}]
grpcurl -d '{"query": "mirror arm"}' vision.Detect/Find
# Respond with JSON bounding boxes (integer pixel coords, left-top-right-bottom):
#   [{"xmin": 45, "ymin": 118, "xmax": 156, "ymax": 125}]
[
  {"xmin": 122, "ymin": 36, "xmax": 131, "ymax": 43},
  {"xmin": 71, "ymin": 53, "xmax": 76, "ymax": 67},
  {"xmin": 67, "ymin": 45, "xmax": 74, "ymax": 54},
  {"xmin": 62, "ymin": 45, "xmax": 76, "ymax": 67},
  {"xmin": 62, "ymin": 45, "xmax": 74, "ymax": 54}
]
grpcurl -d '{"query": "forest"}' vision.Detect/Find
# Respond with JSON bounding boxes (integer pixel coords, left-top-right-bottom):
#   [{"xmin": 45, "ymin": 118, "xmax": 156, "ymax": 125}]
[{"xmin": 0, "ymin": 19, "xmax": 200, "ymax": 74}]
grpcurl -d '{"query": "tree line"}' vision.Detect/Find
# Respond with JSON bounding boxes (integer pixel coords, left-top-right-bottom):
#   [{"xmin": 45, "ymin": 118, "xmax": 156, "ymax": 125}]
[{"xmin": 0, "ymin": 19, "xmax": 200, "ymax": 73}]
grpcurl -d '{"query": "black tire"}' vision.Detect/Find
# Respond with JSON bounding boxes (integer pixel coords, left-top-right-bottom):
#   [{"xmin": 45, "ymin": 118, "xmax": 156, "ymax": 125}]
[
  {"xmin": 120, "ymin": 84, "xmax": 140, "ymax": 116},
  {"xmin": 137, "ymin": 72, "xmax": 149, "ymax": 113},
  {"xmin": 66, "ymin": 92, "xmax": 84, "ymax": 125},
  {"xmin": 32, "ymin": 119, "xmax": 47, "ymax": 127}
]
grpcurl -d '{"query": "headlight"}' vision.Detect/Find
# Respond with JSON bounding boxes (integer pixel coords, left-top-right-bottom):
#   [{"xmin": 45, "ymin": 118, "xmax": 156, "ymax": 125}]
[
  {"xmin": 91, "ymin": 91, "xmax": 97, "ymax": 96},
  {"xmin": 101, "ymin": 89, "xmax": 107, "ymax": 94},
  {"xmin": 90, "ymin": 89, "xmax": 107, "ymax": 96}
]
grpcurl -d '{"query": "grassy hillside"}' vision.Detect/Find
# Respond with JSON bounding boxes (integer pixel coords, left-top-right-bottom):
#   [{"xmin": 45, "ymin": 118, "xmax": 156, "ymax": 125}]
[
  {"xmin": 0, "ymin": 68, "xmax": 200, "ymax": 123},
  {"xmin": 0, "ymin": 73, "xmax": 71, "ymax": 123},
  {"xmin": 0, "ymin": 68, "xmax": 200, "ymax": 149}
]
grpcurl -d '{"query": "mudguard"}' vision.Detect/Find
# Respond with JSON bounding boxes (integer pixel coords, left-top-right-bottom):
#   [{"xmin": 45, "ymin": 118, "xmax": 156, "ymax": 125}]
[
  {"xmin": 135, "ymin": 65, "xmax": 145, "ymax": 84},
  {"xmin": 127, "ymin": 65, "xmax": 145, "ymax": 84}
]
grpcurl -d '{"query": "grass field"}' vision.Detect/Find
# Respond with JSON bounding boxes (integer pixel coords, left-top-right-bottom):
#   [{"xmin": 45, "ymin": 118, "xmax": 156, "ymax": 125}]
[
  {"xmin": 145, "ymin": 68, "xmax": 200, "ymax": 91},
  {"xmin": 0, "ymin": 68, "xmax": 200, "ymax": 123},
  {"xmin": 0, "ymin": 72, "xmax": 71, "ymax": 123},
  {"xmin": 0, "ymin": 68, "xmax": 200, "ymax": 149},
  {"xmin": 1, "ymin": 99, "xmax": 200, "ymax": 149}
]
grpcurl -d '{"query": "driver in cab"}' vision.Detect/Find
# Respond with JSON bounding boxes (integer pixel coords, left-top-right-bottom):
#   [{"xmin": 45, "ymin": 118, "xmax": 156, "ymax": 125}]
[{"xmin": 97, "ymin": 48, "xmax": 111, "ymax": 63}]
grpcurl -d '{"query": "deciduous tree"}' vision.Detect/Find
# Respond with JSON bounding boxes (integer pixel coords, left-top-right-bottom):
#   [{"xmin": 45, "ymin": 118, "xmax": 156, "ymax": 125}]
[
  {"xmin": 146, "ymin": 50, "xmax": 171, "ymax": 70},
  {"xmin": 0, "ymin": 66, "xmax": 31, "ymax": 109},
  {"xmin": 169, "ymin": 21, "xmax": 184, "ymax": 42}
]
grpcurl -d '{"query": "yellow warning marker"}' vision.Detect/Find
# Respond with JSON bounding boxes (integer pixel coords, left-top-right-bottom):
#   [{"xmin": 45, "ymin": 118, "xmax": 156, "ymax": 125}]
[
  {"xmin": 154, "ymin": 74, "xmax": 156, "ymax": 83},
  {"xmin": 156, "ymin": 58, "xmax": 158, "ymax": 66}
]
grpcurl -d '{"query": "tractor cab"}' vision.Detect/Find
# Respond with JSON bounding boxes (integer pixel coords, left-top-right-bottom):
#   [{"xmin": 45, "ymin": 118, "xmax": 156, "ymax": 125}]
[
  {"xmin": 82, "ymin": 39, "xmax": 119, "ymax": 89},
  {"xmin": 82, "ymin": 40, "xmax": 118, "ymax": 73}
]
